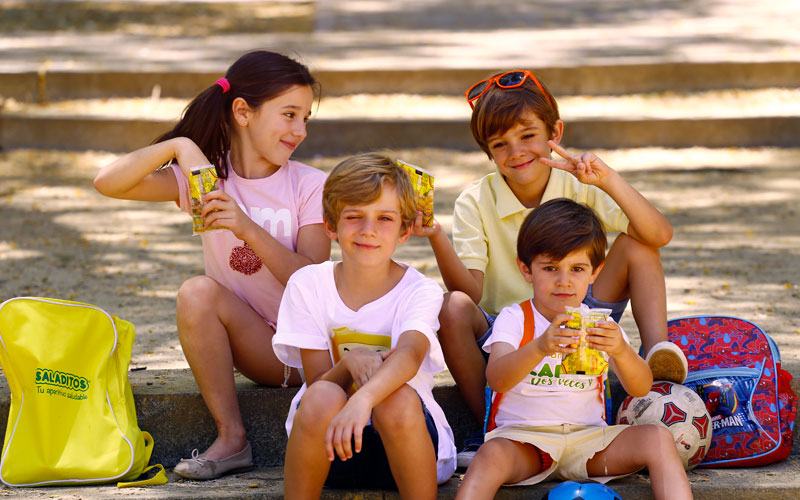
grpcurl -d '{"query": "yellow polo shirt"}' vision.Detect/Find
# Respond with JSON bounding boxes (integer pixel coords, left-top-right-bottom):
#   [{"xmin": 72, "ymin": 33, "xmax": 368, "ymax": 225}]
[{"xmin": 452, "ymin": 168, "xmax": 630, "ymax": 316}]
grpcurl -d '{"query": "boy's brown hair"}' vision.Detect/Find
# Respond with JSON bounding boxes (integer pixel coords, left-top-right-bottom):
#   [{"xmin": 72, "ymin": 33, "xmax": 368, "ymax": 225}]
[
  {"xmin": 323, "ymin": 152, "xmax": 417, "ymax": 231},
  {"xmin": 470, "ymin": 74, "xmax": 560, "ymax": 158},
  {"xmin": 517, "ymin": 198, "xmax": 607, "ymax": 269}
]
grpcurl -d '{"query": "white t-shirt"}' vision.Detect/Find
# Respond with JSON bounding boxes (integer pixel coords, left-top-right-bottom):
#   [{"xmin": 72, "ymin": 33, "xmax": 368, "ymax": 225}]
[
  {"xmin": 170, "ymin": 157, "xmax": 326, "ymax": 325},
  {"xmin": 484, "ymin": 300, "xmax": 630, "ymax": 429},
  {"xmin": 273, "ymin": 261, "xmax": 456, "ymax": 483}
]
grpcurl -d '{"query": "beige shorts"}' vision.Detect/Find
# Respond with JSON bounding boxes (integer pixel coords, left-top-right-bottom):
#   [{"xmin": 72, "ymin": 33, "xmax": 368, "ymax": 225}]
[{"xmin": 485, "ymin": 423, "xmax": 634, "ymax": 486}]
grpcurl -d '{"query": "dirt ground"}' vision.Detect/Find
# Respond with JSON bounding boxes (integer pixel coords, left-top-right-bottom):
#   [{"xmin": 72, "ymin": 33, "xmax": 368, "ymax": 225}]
[{"xmin": 1, "ymin": 146, "xmax": 799, "ymax": 378}]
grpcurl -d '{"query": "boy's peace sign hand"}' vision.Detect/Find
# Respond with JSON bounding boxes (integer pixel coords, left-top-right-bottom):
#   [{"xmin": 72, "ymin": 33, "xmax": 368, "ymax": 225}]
[{"xmin": 541, "ymin": 140, "xmax": 616, "ymax": 189}]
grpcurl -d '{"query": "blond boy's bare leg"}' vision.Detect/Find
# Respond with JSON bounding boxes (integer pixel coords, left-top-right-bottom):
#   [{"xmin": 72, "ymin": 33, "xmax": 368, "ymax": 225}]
[
  {"xmin": 591, "ymin": 233, "xmax": 667, "ymax": 354},
  {"xmin": 176, "ymin": 275, "xmax": 301, "ymax": 461},
  {"xmin": 283, "ymin": 381, "xmax": 347, "ymax": 500},
  {"xmin": 438, "ymin": 291, "xmax": 491, "ymax": 422},
  {"xmin": 456, "ymin": 438, "xmax": 542, "ymax": 500},
  {"xmin": 587, "ymin": 425, "xmax": 692, "ymax": 500},
  {"xmin": 372, "ymin": 385, "xmax": 438, "ymax": 500}
]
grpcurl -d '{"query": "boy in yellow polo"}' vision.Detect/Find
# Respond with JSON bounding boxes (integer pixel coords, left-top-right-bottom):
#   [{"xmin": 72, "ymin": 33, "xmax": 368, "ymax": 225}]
[{"xmin": 414, "ymin": 70, "xmax": 687, "ymax": 466}]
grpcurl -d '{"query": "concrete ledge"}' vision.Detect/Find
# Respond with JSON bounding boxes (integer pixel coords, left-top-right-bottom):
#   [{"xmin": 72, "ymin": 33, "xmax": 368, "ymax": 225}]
[
  {"xmin": 2, "ymin": 61, "xmax": 799, "ymax": 101},
  {"xmin": 3, "ymin": 114, "xmax": 800, "ymax": 154},
  {"xmin": 0, "ymin": 369, "xmax": 473, "ymax": 468},
  {"xmin": 1, "ymin": 369, "xmax": 798, "ymax": 468}
]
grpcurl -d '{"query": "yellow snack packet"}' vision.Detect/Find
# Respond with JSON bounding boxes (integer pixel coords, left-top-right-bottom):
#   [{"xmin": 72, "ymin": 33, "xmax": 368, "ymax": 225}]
[
  {"xmin": 561, "ymin": 306, "xmax": 612, "ymax": 376},
  {"xmin": 189, "ymin": 165, "xmax": 220, "ymax": 235},
  {"xmin": 398, "ymin": 160, "xmax": 434, "ymax": 227}
]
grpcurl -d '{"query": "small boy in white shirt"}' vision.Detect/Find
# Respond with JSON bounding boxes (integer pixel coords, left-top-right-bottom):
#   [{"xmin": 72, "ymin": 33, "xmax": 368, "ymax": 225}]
[
  {"xmin": 272, "ymin": 153, "xmax": 456, "ymax": 499},
  {"xmin": 456, "ymin": 198, "xmax": 691, "ymax": 500}
]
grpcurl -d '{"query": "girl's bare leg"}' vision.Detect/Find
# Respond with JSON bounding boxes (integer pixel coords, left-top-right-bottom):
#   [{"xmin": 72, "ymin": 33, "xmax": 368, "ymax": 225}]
[{"xmin": 176, "ymin": 275, "xmax": 301, "ymax": 460}]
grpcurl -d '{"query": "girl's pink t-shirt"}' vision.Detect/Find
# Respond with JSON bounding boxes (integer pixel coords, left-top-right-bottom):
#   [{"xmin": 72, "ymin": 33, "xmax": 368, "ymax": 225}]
[{"xmin": 170, "ymin": 157, "xmax": 326, "ymax": 325}]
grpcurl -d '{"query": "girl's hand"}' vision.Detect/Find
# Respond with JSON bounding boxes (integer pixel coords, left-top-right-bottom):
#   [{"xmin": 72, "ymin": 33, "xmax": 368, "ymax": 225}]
[
  {"xmin": 533, "ymin": 314, "xmax": 580, "ymax": 357},
  {"xmin": 325, "ymin": 396, "xmax": 372, "ymax": 461},
  {"xmin": 343, "ymin": 348, "xmax": 393, "ymax": 389},
  {"xmin": 200, "ymin": 190, "xmax": 258, "ymax": 240},
  {"xmin": 586, "ymin": 321, "xmax": 627, "ymax": 358},
  {"xmin": 411, "ymin": 212, "xmax": 442, "ymax": 239},
  {"xmin": 541, "ymin": 140, "xmax": 617, "ymax": 189}
]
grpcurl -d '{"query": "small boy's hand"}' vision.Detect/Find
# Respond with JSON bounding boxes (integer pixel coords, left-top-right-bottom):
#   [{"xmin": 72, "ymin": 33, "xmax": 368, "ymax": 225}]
[
  {"xmin": 534, "ymin": 314, "xmax": 580, "ymax": 357},
  {"xmin": 542, "ymin": 141, "xmax": 616, "ymax": 189},
  {"xmin": 343, "ymin": 347, "xmax": 391, "ymax": 389},
  {"xmin": 325, "ymin": 396, "xmax": 372, "ymax": 462},
  {"xmin": 586, "ymin": 321, "xmax": 627, "ymax": 358},
  {"xmin": 411, "ymin": 212, "xmax": 441, "ymax": 238}
]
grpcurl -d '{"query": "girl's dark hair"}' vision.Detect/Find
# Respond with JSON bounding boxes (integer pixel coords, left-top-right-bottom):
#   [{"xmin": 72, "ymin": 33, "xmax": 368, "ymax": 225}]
[
  {"xmin": 155, "ymin": 50, "xmax": 318, "ymax": 178},
  {"xmin": 517, "ymin": 198, "xmax": 607, "ymax": 270}
]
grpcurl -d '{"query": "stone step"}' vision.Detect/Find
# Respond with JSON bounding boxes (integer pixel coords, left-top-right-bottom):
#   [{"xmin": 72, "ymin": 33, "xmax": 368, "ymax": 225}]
[
  {"xmin": 3, "ymin": 62, "xmax": 800, "ymax": 101},
  {"xmin": 2, "ymin": 0, "xmax": 797, "ymax": 77},
  {"xmin": 2, "ymin": 113, "xmax": 799, "ymax": 154},
  {"xmin": 0, "ymin": 0, "xmax": 313, "ymax": 35},
  {"xmin": 2, "ymin": 369, "xmax": 799, "ymax": 467}
]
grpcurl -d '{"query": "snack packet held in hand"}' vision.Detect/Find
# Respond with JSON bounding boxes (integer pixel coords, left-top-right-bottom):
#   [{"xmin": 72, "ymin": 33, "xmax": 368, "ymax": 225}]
[
  {"xmin": 397, "ymin": 160, "xmax": 434, "ymax": 227},
  {"xmin": 561, "ymin": 305, "xmax": 612, "ymax": 376},
  {"xmin": 189, "ymin": 165, "xmax": 220, "ymax": 235}
]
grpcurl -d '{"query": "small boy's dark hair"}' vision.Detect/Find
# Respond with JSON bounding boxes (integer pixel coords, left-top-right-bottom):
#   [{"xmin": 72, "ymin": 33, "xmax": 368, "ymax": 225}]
[
  {"xmin": 470, "ymin": 74, "xmax": 560, "ymax": 158},
  {"xmin": 517, "ymin": 198, "xmax": 607, "ymax": 269},
  {"xmin": 323, "ymin": 152, "xmax": 417, "ymax": 232}
]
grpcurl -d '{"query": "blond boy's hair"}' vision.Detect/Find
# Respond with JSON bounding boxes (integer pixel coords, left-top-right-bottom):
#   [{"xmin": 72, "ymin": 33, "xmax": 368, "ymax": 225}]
[{"xmin": 323, "ymin": 152, "xmax": 417, "ymax": 231}]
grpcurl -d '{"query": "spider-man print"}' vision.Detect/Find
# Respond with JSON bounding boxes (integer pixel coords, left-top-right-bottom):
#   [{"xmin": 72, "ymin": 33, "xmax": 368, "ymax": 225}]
[{"xmin": 667, "ymin": 316, "xmax": 797, "ymax": 467}]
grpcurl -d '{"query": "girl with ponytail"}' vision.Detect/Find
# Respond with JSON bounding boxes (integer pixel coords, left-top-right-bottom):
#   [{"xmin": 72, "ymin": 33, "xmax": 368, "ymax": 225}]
[{"xmin": 94, "ymin": 50, "xmax": 330, "ymax": 480}]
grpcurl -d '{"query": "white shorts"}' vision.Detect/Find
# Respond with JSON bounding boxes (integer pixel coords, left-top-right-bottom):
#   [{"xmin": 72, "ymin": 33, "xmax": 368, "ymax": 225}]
[{"xmin": 486, "ymin": 423, "xmax": 636, "ymax": 486}]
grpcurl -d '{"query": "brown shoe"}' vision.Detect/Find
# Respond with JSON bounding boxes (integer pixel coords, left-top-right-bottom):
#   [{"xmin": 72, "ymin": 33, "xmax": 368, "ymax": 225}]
[
  {"xmin": 646, "ymin": 341, "xmax": 688, "ymax": 384},
  {"xmin": 173, "ymin": 442, "xmax": 253, "ymax": 480}
]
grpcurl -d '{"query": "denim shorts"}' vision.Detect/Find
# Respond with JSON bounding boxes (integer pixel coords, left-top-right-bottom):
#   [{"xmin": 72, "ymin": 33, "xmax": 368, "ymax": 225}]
[
  {"xmin": 324, "ymin": 395, "xmax": 439, "ymax": 490},
  {"xmin": 582, "ymin": 284, "xmax": 628, "ymax": 323}
]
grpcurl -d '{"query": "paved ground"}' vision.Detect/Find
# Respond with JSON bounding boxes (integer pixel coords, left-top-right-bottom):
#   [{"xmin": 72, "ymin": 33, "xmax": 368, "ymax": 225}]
[{"xmin": 2, "ymin": 146, "xmax": 799, "ymax": 376}]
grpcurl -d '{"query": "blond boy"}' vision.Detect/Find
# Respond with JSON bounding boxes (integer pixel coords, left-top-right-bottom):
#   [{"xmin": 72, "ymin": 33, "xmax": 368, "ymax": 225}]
[{"xmin": 273, "ymin": 153, "xmax": 456, "ymax": 499}]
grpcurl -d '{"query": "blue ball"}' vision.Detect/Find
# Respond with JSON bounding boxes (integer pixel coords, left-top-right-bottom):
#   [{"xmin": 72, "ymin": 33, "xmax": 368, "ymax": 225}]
[{"xmin": 544, "ymin": 481, "xmax": 623, "ymax": 500}]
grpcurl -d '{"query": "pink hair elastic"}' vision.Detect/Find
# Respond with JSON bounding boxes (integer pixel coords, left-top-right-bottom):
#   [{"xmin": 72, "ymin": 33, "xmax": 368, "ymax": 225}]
[{"xmin": 215, "ymin": 77, "xmax": 231, "ymax": 93}]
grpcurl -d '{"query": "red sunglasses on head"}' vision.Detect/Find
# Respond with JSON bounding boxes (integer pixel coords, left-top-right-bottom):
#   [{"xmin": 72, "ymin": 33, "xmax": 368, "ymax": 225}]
[{"xmin": 465, "ymin": 70, "xmax": 553, "ymax": 109}]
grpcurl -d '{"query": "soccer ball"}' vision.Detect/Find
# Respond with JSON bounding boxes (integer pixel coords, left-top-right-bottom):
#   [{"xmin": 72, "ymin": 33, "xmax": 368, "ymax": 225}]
[
  {"xmin": 544, "ymin": 480, "xmax": 622, "ymax": 499},
  {"xmin": 616, "ymin": 381, "xmax": 712, "ymax": 470}
]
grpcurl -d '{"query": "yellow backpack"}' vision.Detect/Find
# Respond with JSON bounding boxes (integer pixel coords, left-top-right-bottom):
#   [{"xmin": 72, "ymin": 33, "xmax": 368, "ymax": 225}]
[{"xmin": 0, "ymin": 297, "xmax": 166, "ymax": 487}]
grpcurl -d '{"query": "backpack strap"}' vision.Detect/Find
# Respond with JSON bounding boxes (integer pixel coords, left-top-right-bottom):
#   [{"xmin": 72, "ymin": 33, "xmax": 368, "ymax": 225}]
[
  {"xmin": 116, "ymin": 432, "xmax": 168, "ymax": 488},
  {"xmin": 486, "ymin": 300, "xmax": 536, "ymax": 432}
]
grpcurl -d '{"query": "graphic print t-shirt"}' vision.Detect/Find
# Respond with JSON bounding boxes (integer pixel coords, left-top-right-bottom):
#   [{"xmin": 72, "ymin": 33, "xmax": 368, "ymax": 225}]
[
  {"xmin": 272, "ymin": 261, "xmax": 457, "ymax": 483},
  {"xmin": 170, "ymin": 157, "xmax": 325, "ymax": 325},
  {"xmin": 484, "ymin": 300, "xmax": 629, "ymax": 429}
]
